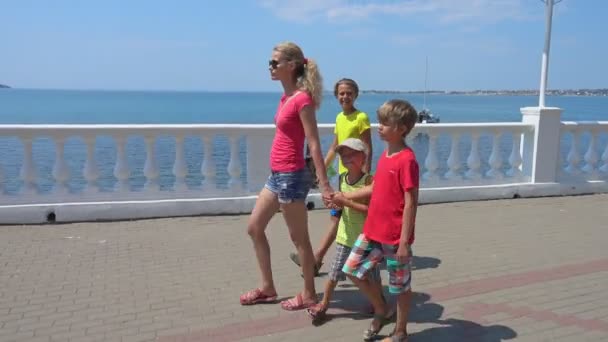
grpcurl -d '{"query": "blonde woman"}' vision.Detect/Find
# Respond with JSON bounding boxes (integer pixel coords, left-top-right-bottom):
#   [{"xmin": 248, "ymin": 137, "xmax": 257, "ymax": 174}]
[{"xmin": 240, "ymin": 42, "xmax": 333, "ymax": 311}]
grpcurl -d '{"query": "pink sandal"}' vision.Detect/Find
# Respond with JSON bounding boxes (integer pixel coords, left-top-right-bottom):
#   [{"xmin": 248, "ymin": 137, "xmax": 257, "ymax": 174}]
[
  {"xmin": 280, "ymin": 293, "xmax": 317, "ymax": 311},
  {"xmin": 239, "ymin": 288, "xmax": 277, "ymax": 305}
]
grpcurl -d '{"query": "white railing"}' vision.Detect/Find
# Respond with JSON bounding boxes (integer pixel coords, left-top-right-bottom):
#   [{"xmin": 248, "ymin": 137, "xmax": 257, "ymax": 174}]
[
  {"xmin": 0, "ymin": 107, "xmax": 607, "ymax": 223},
  {"xmin": 559, "ymin": 121, "xmax": 608, "ymax": 181},
  {"xmin": 408, "ymin": 123, "xmax": 533, "ymax": 186},
  {"xmin": 0, "ymin": 123, "xmax": 531, "ymax": 203},
  {"xmin": 0, "ymin": 124, "xmax": 277, "ymax": 203}
]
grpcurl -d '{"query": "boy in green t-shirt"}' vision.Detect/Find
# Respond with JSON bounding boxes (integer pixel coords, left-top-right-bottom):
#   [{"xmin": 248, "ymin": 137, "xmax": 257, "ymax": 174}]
[{"xmin": 306, "ymin": 138, "xmax": 385, "ymax": 324}]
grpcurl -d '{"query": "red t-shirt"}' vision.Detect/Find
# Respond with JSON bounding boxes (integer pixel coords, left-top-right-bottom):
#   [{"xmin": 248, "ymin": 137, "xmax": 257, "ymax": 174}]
[
  {"xmin": 363, "ymin": 147, "xmax": 420, "ymax": 245},
  {"xmin": 270, "ymin": 92, "xmax": 313, "ymax": 172}
]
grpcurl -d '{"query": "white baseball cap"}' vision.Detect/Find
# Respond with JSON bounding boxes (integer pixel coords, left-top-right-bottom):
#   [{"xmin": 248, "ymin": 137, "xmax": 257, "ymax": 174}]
[{"xmin": 336, "ymin": 138, "xmax": 369, "ymax": 156}]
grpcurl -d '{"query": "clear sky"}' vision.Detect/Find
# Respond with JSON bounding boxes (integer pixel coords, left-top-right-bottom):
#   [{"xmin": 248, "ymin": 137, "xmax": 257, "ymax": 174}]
[{"xmin": 1, "ymin": 0, "xmax": 606, "ymax": 92}]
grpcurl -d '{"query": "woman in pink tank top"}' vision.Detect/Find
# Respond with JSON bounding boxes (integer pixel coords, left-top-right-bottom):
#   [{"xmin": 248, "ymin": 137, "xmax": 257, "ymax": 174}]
[{"xmin": 239, "ymin": 42, "xmax": 333, "ymax": 311}]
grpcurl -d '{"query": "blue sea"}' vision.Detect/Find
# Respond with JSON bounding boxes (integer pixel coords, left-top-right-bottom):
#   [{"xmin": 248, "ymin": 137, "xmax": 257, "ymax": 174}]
[
  {"xmin": 1, "ymin": 89, "xmax": 607, "ymax": 124},
  {"xmin": 0, "ymin": 89, "xmax": 606, "ymax": 193}
]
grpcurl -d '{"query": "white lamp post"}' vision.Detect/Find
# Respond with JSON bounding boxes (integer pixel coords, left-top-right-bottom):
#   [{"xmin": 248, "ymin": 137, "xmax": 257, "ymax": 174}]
[{"xmin": 538, "ymin": 0, "xmax": 562, "ymax": 108}]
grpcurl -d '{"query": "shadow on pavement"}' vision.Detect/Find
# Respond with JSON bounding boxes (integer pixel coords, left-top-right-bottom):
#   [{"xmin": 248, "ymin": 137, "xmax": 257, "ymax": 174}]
[{"xmin": 320, "ymin": 291, "xmax": 517, "ymax": 341}]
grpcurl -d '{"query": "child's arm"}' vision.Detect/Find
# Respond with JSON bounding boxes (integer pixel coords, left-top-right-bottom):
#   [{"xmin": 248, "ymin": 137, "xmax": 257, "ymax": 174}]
[
  {"xmin": 360, "ymin": 128, "xmax": 372, "ymax": 173},
  {"xmin": 339, "ymin": 183, "xmax": 372, "ymax": 201},
  {"xmin": 332, "ymin": 196, "xmax": 368, "ymax": 214},
  {"xmin": 332, "ymin": 175, "xmax": 373, "ymax": 208},
  {"xmin": 324, "ymin": 135, "xmax": 338, "ymax": 169},
  {"xmin": 396, "ymin": 187, "xmax": 418, "ymax": 262}
]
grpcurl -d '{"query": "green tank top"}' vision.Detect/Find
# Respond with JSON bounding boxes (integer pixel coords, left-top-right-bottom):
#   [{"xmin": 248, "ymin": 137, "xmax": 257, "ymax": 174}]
[{"xmin": 336, "ymin": 173, "xmax": 371, "ymax": 247}]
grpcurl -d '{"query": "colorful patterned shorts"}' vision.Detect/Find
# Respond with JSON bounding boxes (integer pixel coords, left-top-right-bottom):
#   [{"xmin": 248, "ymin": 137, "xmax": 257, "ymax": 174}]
[
  {"xmin": 330, "ymin": 243, "xmax": 380, "ymax": 282},
  {"xmin": 342, "ymin": 234, "xmax": 412, "ymax": 294}
]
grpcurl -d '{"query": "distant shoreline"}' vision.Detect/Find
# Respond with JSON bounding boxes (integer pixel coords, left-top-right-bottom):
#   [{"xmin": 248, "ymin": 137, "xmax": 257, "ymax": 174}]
[
  {"xmin": 362, "ymin": 88, "xmax": 608, "ymax": 97},
  {"xmin": 2, "ymin": 86, "xmax": 606, "ymax": 96}
]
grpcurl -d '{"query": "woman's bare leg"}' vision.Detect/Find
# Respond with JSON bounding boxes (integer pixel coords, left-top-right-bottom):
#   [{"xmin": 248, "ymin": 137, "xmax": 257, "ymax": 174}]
[
  {"xmin": 247, "ymin": 188, "xmax": 280, "ymax": 293},
  {"xmin": 281, "ymin": 201, "xmax": 317, "ymax": 301}
]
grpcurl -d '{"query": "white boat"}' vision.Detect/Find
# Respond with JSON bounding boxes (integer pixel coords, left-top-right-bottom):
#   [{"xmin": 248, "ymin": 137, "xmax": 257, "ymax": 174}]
[
  {"xmin": 419, "ymin": 57, "xmax": 440, "ymax": 124},
  {"xmin": 418, "ymin": 108, "xmax": 440, "ymax": 123}
]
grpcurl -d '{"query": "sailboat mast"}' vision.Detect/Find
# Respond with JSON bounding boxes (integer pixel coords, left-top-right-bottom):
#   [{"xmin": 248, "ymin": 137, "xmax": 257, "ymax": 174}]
[{"xmin": 423, "ymin": 56, "xmax": 428, "ymax": 110}]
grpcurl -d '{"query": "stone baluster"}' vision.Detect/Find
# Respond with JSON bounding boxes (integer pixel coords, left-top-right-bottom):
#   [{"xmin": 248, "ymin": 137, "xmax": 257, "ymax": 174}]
[
  {"xmin": 52, "ymin": 135, "xmax": 70, "ymax": 194},
  {"xmin": 201, "ymin": 135, "xmax": 215, "ymax": 189},
  {"xmin": 82, "ymin": 134, "xmax": 99, "ymax": 193},
  {"xmin": 113, "ymin": 134, "xmax": 130, "ymax": 192},
  {"xmin": 581, "ymin": 130, "xmax": 599, "ymax": 178},
  {"xmin": 445, "ymin": 133, "xmax": 461, "ymax": 180},
  {"xmin": 423, "ymin": 133, "xmax": 439, "ymax": 182},
  {"xmin": 564, "ymin": 130, "xmax": 580, "ymax": 174},
  {"xmin": 19, "ymin": 136, "xmax": 37, "ymax": 194},
  {"xmin": 465, "ymin": 133, "xmax": 482, "ymax": 180},
  {"xmin": 144, "ymin": 135, "xmax": 159, "ymax": 191},
  {"xmin": 507, "ymin": 131, "xmax": 523, "ymax": 178},
  {"xmin": 227, "ymin": 133, "xmax": 242, "ymax": 191},
  {"xmin": 172, "ymin": 134, "xmax": 188, "ymax": 192},
  {"xmin": 485, "ymin": 131, "xmax": 504, "ymax": 180},
  {"xmin": 600, "ymin": 142, "xmax": 608, "ymax": 175}
]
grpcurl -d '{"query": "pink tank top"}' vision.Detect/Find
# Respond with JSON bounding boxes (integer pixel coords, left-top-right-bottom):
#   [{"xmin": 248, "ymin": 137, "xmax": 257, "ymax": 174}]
[{"xmin": 269, "ymin": 91, "xmax": 313, "ymax": 172}]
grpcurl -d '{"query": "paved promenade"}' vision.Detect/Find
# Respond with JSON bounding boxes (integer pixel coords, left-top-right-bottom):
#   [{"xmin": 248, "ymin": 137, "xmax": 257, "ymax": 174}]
[{"xmin": 1, "ymin": 194, "xmax": 607, "ymax": 342}]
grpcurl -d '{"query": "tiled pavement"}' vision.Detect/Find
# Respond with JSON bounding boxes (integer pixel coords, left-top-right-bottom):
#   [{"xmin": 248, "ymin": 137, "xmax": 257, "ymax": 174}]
[{"xmin": 1, "ymin": 194, "xmax": 607, "ymax": 341}]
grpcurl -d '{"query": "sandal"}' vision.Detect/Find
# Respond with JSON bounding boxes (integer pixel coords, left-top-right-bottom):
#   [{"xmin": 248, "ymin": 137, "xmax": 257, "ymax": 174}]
[
  {"xmin": 289, "ymin": 252, "xmax": 322, "ymax": 277},
  {"xmin": 239, "ymin": 288, "xmax": 277, "ymax": 305},
  {"xmin": 382, "ymin": 332, "xmax": 408, "ymax": 342},
  {"xmin": 306, "ymin": 303, "xmax": 328, "ymax": 323},
  {"xmin": 280, "ymin": 293, "xmax": 317, "ymax": 311},
  {"xmin": 363, "ymin": 313, "xmax": 393, "ymax": 341}
]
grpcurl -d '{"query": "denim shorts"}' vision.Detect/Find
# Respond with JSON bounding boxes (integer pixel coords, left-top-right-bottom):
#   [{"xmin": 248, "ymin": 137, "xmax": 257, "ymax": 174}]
[{"xmin": 264, "ymin": 167, "xmax": 312, "ymax": 204}]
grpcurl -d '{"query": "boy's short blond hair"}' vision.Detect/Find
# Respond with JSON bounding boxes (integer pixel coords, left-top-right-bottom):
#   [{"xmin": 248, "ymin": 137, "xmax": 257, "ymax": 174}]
[{"xmin": 376, "ymin": 99, "xmax": 418, "ymax": 136}]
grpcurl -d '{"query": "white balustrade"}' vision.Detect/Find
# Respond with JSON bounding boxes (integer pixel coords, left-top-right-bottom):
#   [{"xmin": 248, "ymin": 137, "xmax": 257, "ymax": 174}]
[
  {"xmin": 52, "ymin": 135, "xmax": 70, "ymax": 194},
  {"xmin": 581, "ymin": 130, "xmax": 599, "ymax": 178},
  {"xmin": 83, "ymin": 134, "xmax": 99, "ymax": 193},
  {"xmin": 564, "ymin": 130, "xmax": 581, "ymax": 175},
  {"xmin": 423, "ymin": 133, "xmax": 440, "ymax": 182},
  {"xmin": 445, "ymin": 133, "xmax": 462, "ymax": 180},
  {"xmin": 173, "ymin": 134, "xmax": 188, "ymax": 192},
  {"xmin": 2, "ymin": 120, "xmax": 608, "ymax": 221},
  {"xmin": 113, "ymin": 134, "xmax": 130, "ymax": 192},
  {"xmin": 600, "ymin": 143, "xmax": 608, "ymax": 174},
  {"xmin": 485, "ymin": 131, "xmax": 504, "ymax": 180},
  {"xmin": 201, "ymin": 135, "xmax": 215, "ymax": 189},
  {"xmin": 20, "ymin": 136, "xmax": 37, "ymax": 194},
  {"xmin": 227, "ymin": 133, "xmax": 242, "ymax": 191},
  {"xmin": 507, "ymin": 131, "xmax": 523, "ymax": 179},
  {"xmin": 144, "ymin": 135, "xmax": 158, "ymax": 191},
  {"xmin": 465, "ymin": 133, "xmax": 482, "ymax": 180},
  {"xmin": 559, "ymin": 122, "xmax": 608, "ymax": 180}
]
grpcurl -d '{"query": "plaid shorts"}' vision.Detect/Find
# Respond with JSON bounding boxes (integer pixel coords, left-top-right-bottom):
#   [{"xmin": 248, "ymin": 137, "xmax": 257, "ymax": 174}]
[
  {"xmin": 330, "ymin": 243, "xmax": 380, "ymax": 282},
  {"xmin": 342, "ymin": 234, "xmax": 412, "ymax": 294}
]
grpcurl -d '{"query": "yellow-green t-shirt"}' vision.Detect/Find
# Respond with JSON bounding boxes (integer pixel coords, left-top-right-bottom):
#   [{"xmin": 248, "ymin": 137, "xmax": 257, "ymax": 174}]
[
  {"xmin": 336, "ymin": 173, "xmax": 371, "ymax": 247},
  {"xmin": 334, "ymin": 110, "xmax": 371, "ymax": 174}
]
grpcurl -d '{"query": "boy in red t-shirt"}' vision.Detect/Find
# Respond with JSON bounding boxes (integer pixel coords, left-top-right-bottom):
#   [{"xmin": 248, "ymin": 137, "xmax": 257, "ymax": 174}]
[{"xmin": 334, "ymin": 99, "xmax": 419, "ymax": 342}]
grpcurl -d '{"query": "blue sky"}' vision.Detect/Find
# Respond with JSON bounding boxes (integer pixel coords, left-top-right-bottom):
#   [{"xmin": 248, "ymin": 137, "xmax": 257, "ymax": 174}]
[{"xmin": 1, "ymin": 0, "xmax": 606, "ymax": 92}]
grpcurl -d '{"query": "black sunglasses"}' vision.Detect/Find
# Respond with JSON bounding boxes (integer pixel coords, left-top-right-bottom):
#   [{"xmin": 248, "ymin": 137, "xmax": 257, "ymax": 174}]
[{"xmin": 268, "ymin": 59, "xmax": 282, "ymax": 69}]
